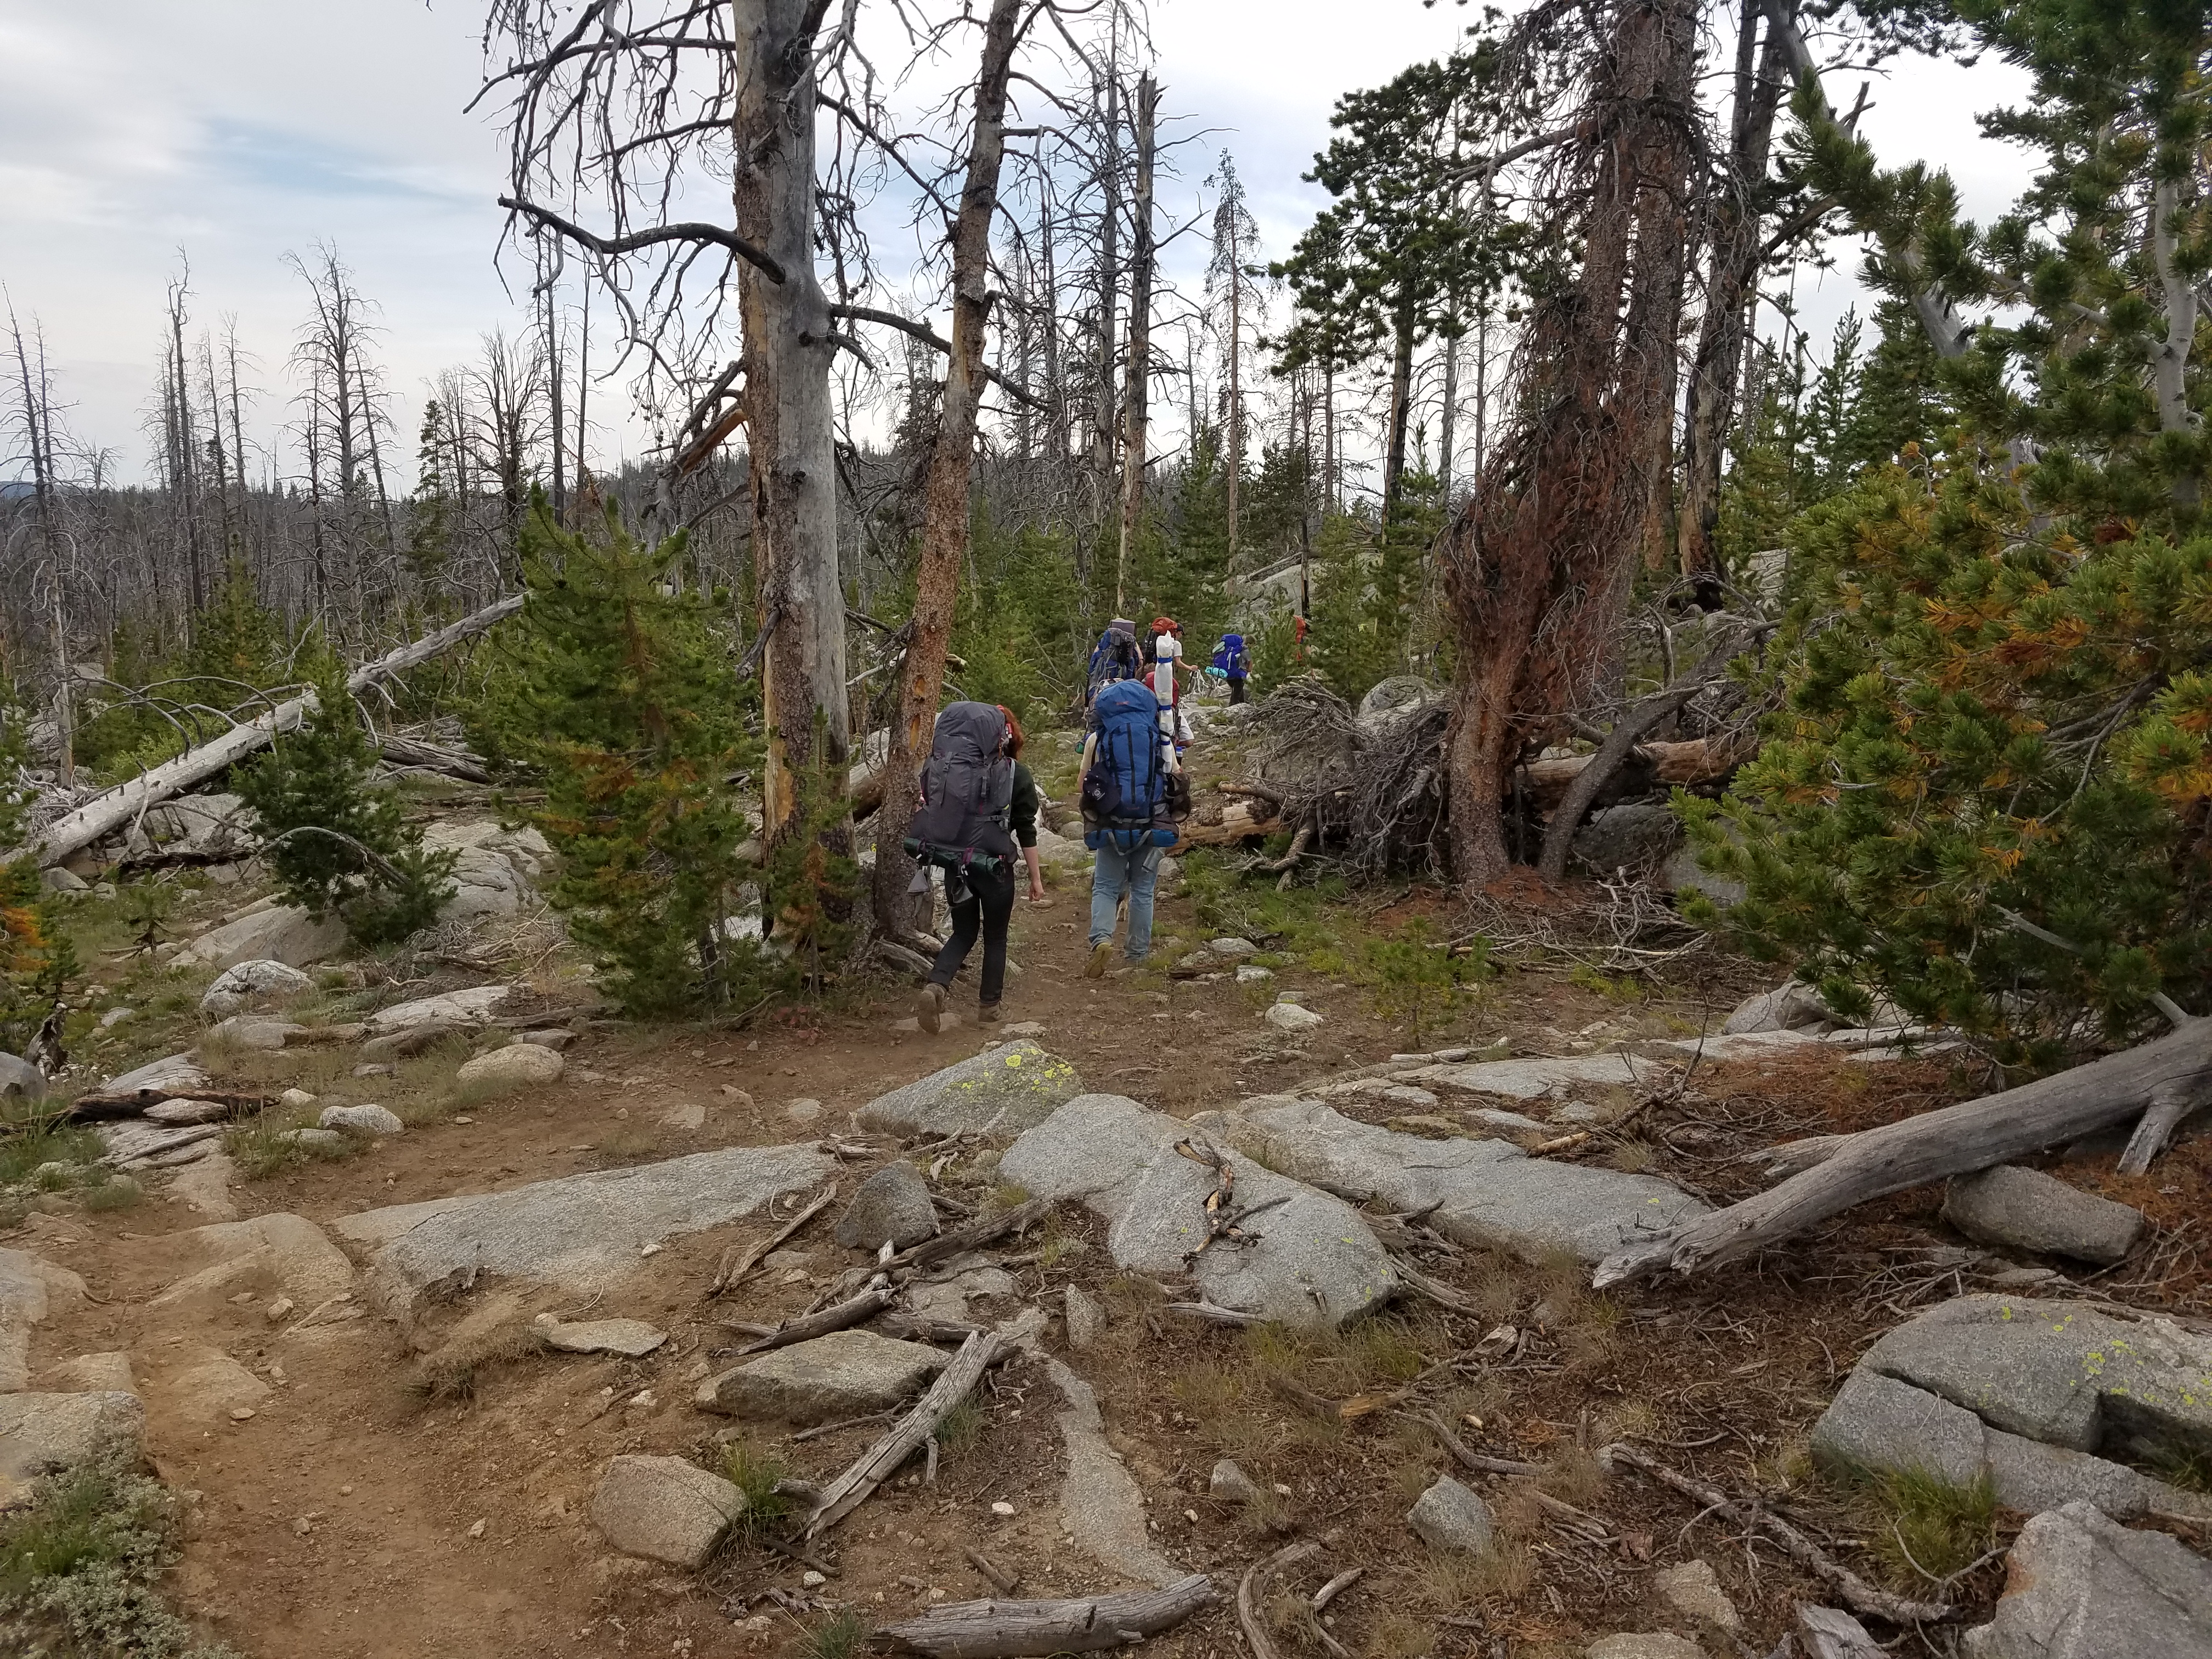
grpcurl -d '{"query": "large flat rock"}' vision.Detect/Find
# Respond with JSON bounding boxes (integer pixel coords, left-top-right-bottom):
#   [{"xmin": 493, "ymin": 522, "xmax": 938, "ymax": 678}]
[
  {"xmin": 696, "ymin": 1330, "xmax": 947, "ymax": 1424},
  {"xmin": 998, "ymin": 1093, "xmax": 1397, "ymax": 1329},
  {"xmin": 173, "ymin": 903, "xmax": 347, "ymax": 971},
  {"xmin": 1962, "ymin": 1500, "xmax": 2212, "ymax": 1659},
  {"xmin": 1860, "ymin": 1294, "xmax": 2212, "ymax": 1465},
  {"xmin": 1211, "ymin": 1096, "xmax": 1706, "ymax": 1265},
  {"xmin": 857, "ymin": 1041, "xmax": 1085, "ymax": 1137},
  {"xmin": 364, "ymin": 984, "xmax": 514, "ymax": 1034},
  {"xmin": 1812, "ymin": 1368, "xmax": 2202, "ymax": 1521},
  {"xmin": 0, "ymin": 1249, "xmax": 87, "ymax": 1393},
  {"xmin": 337, "ymin": 1142, "xmax": 834, "ymax": 1318},
  {"xmin": 148, "ymin": 1213, "xmax": 356, "ymax": 1310},
  {"xmin": 0, "ymin": 1391, "xmax": 144, "ymax": 1506}
]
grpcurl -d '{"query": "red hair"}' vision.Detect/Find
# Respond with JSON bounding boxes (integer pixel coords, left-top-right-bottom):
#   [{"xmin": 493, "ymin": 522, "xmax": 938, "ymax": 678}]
[{"xmin": 997, "ymin": 705, "xmax": 1025, "ymax": 758}]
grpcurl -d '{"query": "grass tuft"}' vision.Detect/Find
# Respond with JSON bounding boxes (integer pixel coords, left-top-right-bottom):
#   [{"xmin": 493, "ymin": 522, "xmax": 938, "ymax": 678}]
[
  {"xmin": 408, "ymin": 1322, "xmax": 546, "ymax": 1404},
  {"xmin": 801, "ymin": 1606, "xmax": 868, "ymax": 1659},
  {"xmin": 1864, "ymin": 1467, "xmax": 1997, "ymax": 1584},
  {"xmin": 719, "ymin": 1440, "xmax": 796, "ymax": 1539}
]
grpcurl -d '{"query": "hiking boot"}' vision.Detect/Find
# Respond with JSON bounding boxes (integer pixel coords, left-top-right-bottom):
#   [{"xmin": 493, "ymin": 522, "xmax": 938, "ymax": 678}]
[
  {"xmin": 1084, "ymin": 939, "xmax": 1113, "ymax": 979},
  {"xmin": 916, "ymin": 981, "xmax": 947, "ymax": 1034},
  {"xmin": 977, "ymin": 1002, "xmax": 1002, "ymax": 1025}
]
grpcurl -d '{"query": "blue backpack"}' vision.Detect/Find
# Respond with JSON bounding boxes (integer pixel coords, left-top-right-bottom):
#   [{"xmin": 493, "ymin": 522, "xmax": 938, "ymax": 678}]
[
  {"xmin": 1082, "ymin": 680, "xmax": 1178, "ymax": 851},
  {"xmin": 1212, "ymin": 633, "xmax": 1248, "ymax": 677}
]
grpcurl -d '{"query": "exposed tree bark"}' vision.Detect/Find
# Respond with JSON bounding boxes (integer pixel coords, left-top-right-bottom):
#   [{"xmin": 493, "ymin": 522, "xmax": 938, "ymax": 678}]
[
  {"xmin": 8, "ymin": 593, "xmax": 524, "ymax": 869},
  {"xmin": 1114, "ymin": 73, "xmax": 1158, "ymax": 616},
  {"xmin": 1439, "ymin": 0, "xmax": 1702, "ymax": 889},
  {"xmin": 1381, "ymin": 289, "xmax": 1417, "ymax": 522},
  {"xmin": 872, "ymin": 1576, "xmax": 1216, "ymax": 1657},
  {"xmin": 728, "ymin": 1284, "xmax": 895, "ymax": 1355},
  {"xmin": 1594, "ymin": 1017, "xmax": 2212, "ymax": 1286},
  {"xmin": 732, "ymin": 0, "xmax": 851, "ymax": 888},
  {"xmin": 872, "ymin": 0, "xmax": 1025, "ymax": 945}
]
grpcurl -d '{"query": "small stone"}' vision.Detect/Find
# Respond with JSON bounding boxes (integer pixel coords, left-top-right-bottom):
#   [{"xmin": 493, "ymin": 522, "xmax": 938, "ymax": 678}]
[
  {"xmin": 1651, "ymin": 1559, "xmax": 1740, "ymax": 1634},
  {"xmin": 1064, "ymin": 1284, "xmax": 1104, "ymax": 1352},
  {"xmin": 1234, "ymin": 964, "xmax": 1273, "ymax": 984},
  {"xmin": 785, "ymin": 1098, "xmax": 824, "ymax": 1125},
  {"xmin": 1264, "ymin": 1002, "xmax": 1323, "ymax": 1033},
  {"xmin": 659, "ymin": 1101, "xmax": 708, "ymax": 1132},
  {"xmin": 229, "ymin": 1407, "xmax": 256, "ymax": 1421},
  {"xmin": 278, "ymin": 1088, "xmax": 318, "ymax": 1110},
  {"xmin": 695, "ymin": 1330, "xmax": 949, "ymax": 1425},
  {"xmin": 99, "ymin": 1006, "xmax": 136, "ymax": 1030},
  {"xmin": 1209, "ymin": 1460, "xmax": 1261, "ymax": 1504},
  {"xmin": 513, "ymin": 1028, "xmax": 575, "ymax": 1051},
  {"xmin": 352, "ymin": 1064, "xmax": 397, "ymax": 1079},
  {"xmin": 145, "ymin": 1097, "xmax": 235, "ymax": 1125},
  {"xmin": 467, "ymin": 1517, "xmax": 487, "ymax": 1538},
  {"xmin": 340, "ymin": 1484, "xmax": 353, "ymax": 1496},
  {"xmin": 456, "ymin": 1041, "xmax": 566, "ymax": 1095},
  {"xmin": 990, "ymin": 1500, "xmax": 1015, "ymax": 1516},
  {"xmin": 1207, "ymin": 938, "xmax": 1260, "ymax": 960},
  {"xmin": 802, "ymin": 1570, "xmax": 827, "ymax": 1588},
  {"xmin": 1406, "ymin": 1475, "xmax": 1492, "ymax": 1553},
  {"xmin": 1001, "ymin": 1021, "xmax": 1047, "ymax": 1036},
  {"xmin": 201, "ymin": 958, "xmax": 313, "ymax": 1017},
  {"xmin": 720, "ymin": 1087, "xmax": 754, "ymax": 1105},
  {"xmin": 452, "ymin": 1114, "xmax": 473, "ymax": 1125},
  {"xmin": 320, "ymin": 1103, "xmax": 404, "ymax": 1137},
  {"xmin": 294, "ymin": 1516, "xmax": 312, "ymax": 1536},
  {"xmin": 834, "ymin": 1162, "xmax": 938, "ymax": 1251}
]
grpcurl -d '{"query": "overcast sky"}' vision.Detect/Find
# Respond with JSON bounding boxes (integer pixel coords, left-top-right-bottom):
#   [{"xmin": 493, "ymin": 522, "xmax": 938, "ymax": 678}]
[{"xmin": 0, "ymin": 0, "xmax": 2029, "ymax": 489}]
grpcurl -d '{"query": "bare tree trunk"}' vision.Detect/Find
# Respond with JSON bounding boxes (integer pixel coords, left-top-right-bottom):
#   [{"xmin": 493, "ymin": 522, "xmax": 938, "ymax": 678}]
[
  {"xmin": 871, "ymin": 0, "xmax": 1024, "ymax": 942},
  {"xmin": 1114, "ymin": 72, "xmax": 1158, "ymax": 616},
  {"xmin": 1381, "ymin": 288, "xmax": 1416, "ymax": 521},
  {"xmin": 1087, "ymin": 64, "xmax": 1121, "ymax": 524},
  {"xmin": 1676, "ymin": 0, "xmax": 1787, "ymax": 576},
  {"xmin": 1227, "ymin": 248, "xmax": 1243, "ymax": 566},
  {"xmin": 1438, "ymin": 333, "xmax": 1458, "ymax": 503},
  {"xmin": 733, "ymin": 0, "xmax": 851, "ymax": 883}
]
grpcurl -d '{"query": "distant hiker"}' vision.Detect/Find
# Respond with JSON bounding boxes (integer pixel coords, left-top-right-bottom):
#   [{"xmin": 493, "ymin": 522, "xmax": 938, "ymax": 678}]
[
  {"xmin": 902, "ymin": 702, "xmax": 1045, "ymax": 1032},
  {"xmin": 1080, "ymin": 679, "xmax": 1186, "ymax": 975},
  {"xmin": 1147, "ymin": 616, "xmax": 1192, "ymax": 748},
  {"xmin": 1085, "ymin": 617, "xmax": 1144, "ymax": 708},
  {"xmin": 1212, "ymin": 631, "xmax": 1250, "ymax": 705}
]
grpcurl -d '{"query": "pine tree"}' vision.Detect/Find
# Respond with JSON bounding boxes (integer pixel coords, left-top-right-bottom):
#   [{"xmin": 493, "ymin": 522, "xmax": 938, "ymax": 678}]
[
  {"xmin": 1690, "ymin": 0, "xmax": 2212, "ymax": 1063},
  {"xmin": 407, "ymin": 400, "xmax": 454, "ymax": 589},
  {"xmin": 237, "ymin": 664, "xmax": 456, "ymax": 947},
  {"xmin": 467, "ymin": 500, "xmax": 763, "ymax": 1015},
  {"xmin": 0, "ymin": 687, "xmax": 70, "ymax": 1059}
]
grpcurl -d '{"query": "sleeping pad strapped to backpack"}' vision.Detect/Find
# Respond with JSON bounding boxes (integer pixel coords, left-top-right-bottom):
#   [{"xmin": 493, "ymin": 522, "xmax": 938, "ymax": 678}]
[
  {"xmin": 902, "ymin": 701, "xmax": 1017, "ymax": 887},
  {"xmin": 1082, "ymin": 680, "xmax": 1182, "ymax": 851}
]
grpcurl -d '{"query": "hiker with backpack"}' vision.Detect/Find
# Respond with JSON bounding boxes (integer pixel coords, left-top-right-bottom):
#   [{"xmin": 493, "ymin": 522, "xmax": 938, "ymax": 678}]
[
  {"xmin": 1211, "ymin": 631, "xmax": 1250, "ymax": 704},
  {"xmin": 1080, "ymin": 678, "xmax": 1187, "ymax": 975},
  {"xmin": 1085, "ymin": 617, "xmax": 1144, "ymax": 709},
  {"xmin": 902, "ymin": 702, "xmax": 1045, "ymax": 1032}
]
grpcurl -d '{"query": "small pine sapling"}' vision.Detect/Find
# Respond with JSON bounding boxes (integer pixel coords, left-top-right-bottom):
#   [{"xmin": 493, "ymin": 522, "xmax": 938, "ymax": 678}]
[
  {"xmin": 236, "ymin": 666, "xmax": 456, "ymax": 947},
  {"xmin": 467, "ymin": 499, "xmax": 765, "ymax": 1015}
]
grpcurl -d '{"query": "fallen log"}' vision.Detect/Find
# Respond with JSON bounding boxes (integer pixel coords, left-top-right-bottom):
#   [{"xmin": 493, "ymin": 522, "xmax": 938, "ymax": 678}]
[
  {"xmin": 1520, "ymin": 736, "xmax": 1738, "ymax": 815},
  {"xmin": 1594, "ymin": 1017, "xmax": 2212, "ymax": 1288},
  {"xmin": 379, "ymin": 733, "xmax": 494, "ymax": 784},
  {"xmin": 871, "ymin": 1574, "xmax": 1215, "ymax": 1657},
  {"xmin": 65, "ymin": 1087, "xmax": 272, "ymax": 1123},
  {"xmin": 1238, "ymin": 1542, "xmax": 1317, "ymax": 1659},
  {"xmin": 1535, "ymin": 684, "xmax": 1705, "ymax": 881},
  {"xmin": 1171, "ymin": 798, "xmax": 1282, "ymax": 851},
  {"xmin": 12, "ymin": 594, "xmax": 525, "ymax": 869},
  {"xmin": 726, "ymin": 1284, "xmax": 893, "ymax": 1356},
  {"xmin": 889, "ymin": 1197, "xmax": 1051, "ymax": 1274},
  {"xmin": 802, "ymin": 1328, "xmax": 1007, "ymax": 1537}
]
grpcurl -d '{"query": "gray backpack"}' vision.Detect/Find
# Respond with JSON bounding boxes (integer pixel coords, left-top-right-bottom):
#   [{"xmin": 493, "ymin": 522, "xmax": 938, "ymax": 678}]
[{"xmin": 902, "ymin": 702, "xmax": 1017, "ymax": 874}]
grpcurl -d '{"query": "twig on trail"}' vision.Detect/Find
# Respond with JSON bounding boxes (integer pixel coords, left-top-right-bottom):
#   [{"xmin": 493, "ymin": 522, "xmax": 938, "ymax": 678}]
[
  {"xmin": 964, "ymin": 1547, "xmax": 1020, "ymax": 1594},
  {"xmin": 787, "ymin": 1408, "xmax": 898, "ymax": 1443},
  {"xmin": 1166, "ymin": 1301, "xmax": 1265, "ymax": 1327},
  {"xmin": 871, "ymin": 1576, "xmax": 1215, "ymax": 1657},
  {"xmin": 1238, "ymin": 1540, "xmax": 1320, "ymax": 1659},
  {"xmin": 1528, "ymin": 1130, "xmax": 1592, "ymax": 1157},
  {"xmin": 802, "ymin": 1329, "xmax": 1008, "ymax": 1538},
  {"xmin": 709, "ymin": 1183, "xmax": 839, "ymax": 1297},
  {"xmin": 1399, "ymin": 1410, "xmax": 1543, "ymax": 1476},
  {"xmin": 1600, "ymin": 1442, "xmax": 1957, "ymax": 1624},
  {"xmin": 1170, "ymin": 1138, "xmax": 1283, "ymax": 1260},
  {"xmin": 1311, "ymin": 1567, "xmax": 1363, "ymax": 1614},
  {"xmin": 1385, "ymin": 1252, "xmax": 1479, "ymax": 1315}
]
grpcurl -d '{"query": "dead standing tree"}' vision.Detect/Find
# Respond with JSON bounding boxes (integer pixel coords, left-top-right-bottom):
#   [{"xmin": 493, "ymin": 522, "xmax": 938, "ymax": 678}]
[{"xmin": 1437, "ymin": 0, "xmax": 1702, "ymax": 888}]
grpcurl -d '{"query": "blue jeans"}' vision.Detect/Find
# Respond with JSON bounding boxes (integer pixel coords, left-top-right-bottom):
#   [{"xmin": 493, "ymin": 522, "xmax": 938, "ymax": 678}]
[{"xmin": 1089, "ymin": 840, "xmax": 1162, "ymax": 961}]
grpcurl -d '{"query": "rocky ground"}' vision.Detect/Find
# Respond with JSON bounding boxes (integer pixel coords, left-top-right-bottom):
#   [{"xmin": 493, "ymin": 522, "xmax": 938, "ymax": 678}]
[{"xmin": 5, "ymin": 714, "xmax": 2212, "ymax": 1659}]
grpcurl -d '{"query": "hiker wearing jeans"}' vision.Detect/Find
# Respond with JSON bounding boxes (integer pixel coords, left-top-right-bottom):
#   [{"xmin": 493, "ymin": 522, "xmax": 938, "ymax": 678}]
[
  {"xmin": 906, "ymin": 704, "xmax": 1044, "ymax": 1032},
  {"xmin": 1079, "ymin": 679, "xmax": 1183, "ymax": 975}
]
